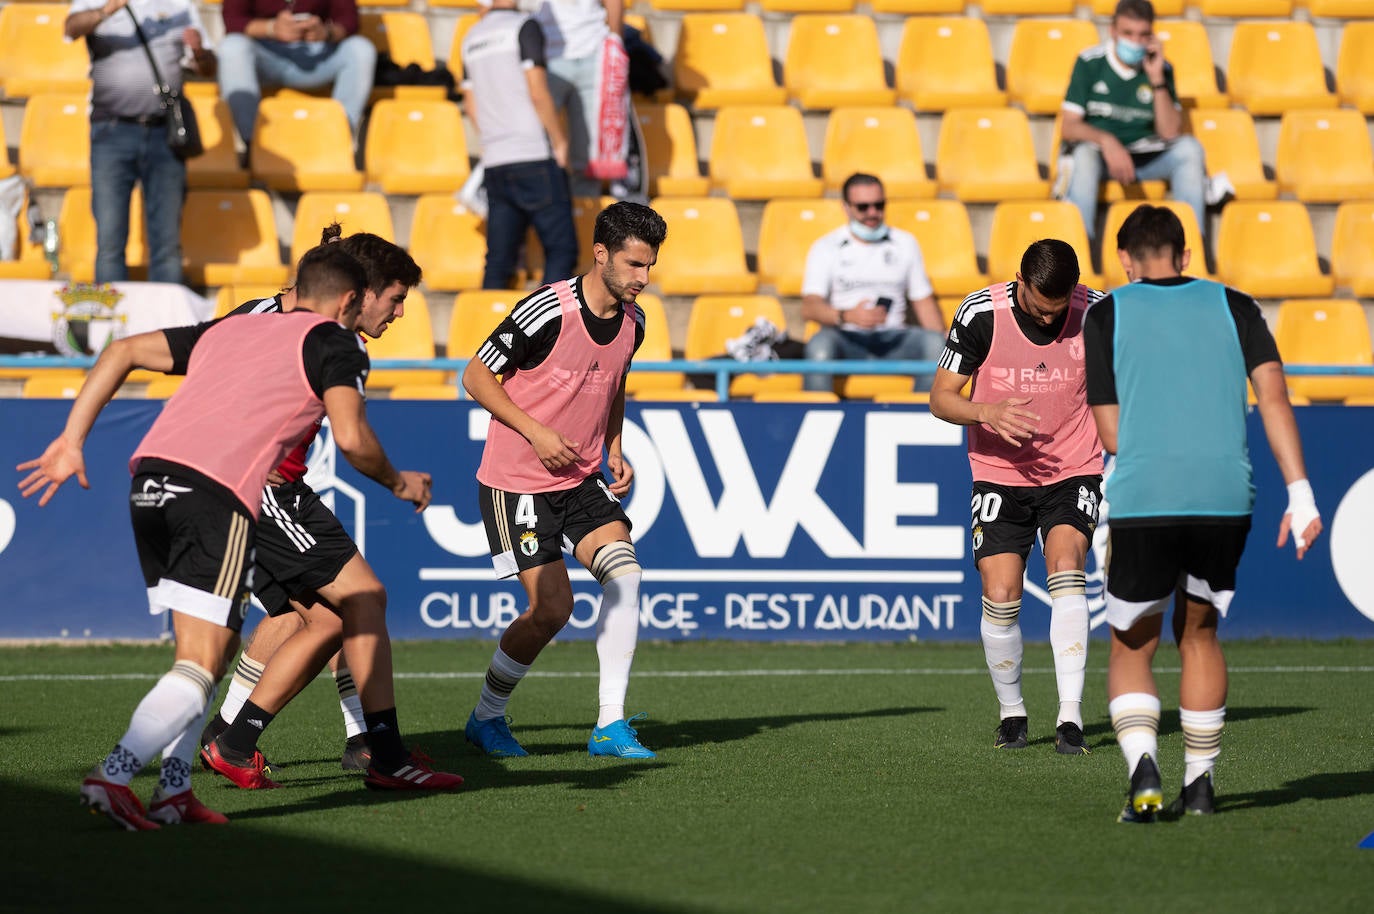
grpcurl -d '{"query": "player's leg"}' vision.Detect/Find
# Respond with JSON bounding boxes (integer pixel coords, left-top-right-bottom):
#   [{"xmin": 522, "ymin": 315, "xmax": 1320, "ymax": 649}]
[
  {"xmin": 1044, "ymin": 524, "xmax": 1091, "ymax": 750},
  {"xmin": 971, "ymin": 482, "xmax": 1036, "ymax": 749},
  {"xmin": 205, "ymin": 609, "xmax": 303, "ymax": 743},
  {"xmin": 326, "ymin": 650, "xmax": 371, "ymax": 769}
]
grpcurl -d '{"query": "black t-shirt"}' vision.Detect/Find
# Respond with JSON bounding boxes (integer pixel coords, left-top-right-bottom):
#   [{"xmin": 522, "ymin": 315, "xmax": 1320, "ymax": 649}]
[
  {"xmin": 938, "ymin": 281, "xmax": 1107, "ymax": 376},
  {"xmin": 477, "ymin": 277, "xmax": 646, "ymax": 375}
]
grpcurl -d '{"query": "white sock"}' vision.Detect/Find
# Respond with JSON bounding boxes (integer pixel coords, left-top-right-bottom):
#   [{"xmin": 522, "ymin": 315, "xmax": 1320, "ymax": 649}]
[
  {"xmin": 100, "ymin": 661, "xmax": 214, "ymax": 787},
  {"xmin": 592, "ymin": 542, "xmax": 642, "ymax": 729},
  {"xmin": 1048, "ymin": 571, "xmax": 1089, "ymax": 727},
  {"xmin": 474, "ymin": 647, "xmax": 530, "ymax": 721},
  {"xmin": 217, "ymin": 654, "xmax": 263, "ymax": 725},
  {"xmin": 333, "ymin": 665, "xmax": 366, "ymax": 739},
  {"xmin": 157, "ymin": 684, "xmax": 217, "ymax": 801},
  {"xmin": 981, "ymin": 597, "xmax": 1025, "ymax": 718},
  {"xmin": 1180, "ymin": 706, "xmax": 1226, "ymax": 787},
  {"xmin": 1109, "ymin": 692, "xmax": 1162, "ymax": 779}
]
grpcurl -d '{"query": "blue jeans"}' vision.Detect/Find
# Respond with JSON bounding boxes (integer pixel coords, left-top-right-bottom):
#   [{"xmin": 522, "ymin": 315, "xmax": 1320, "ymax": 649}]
[
  {"xmin": 1065, "ymin": 134, "xmax": 1207, "ymax": 240},
  {"xmin": 90, "ymin": 119, "xmax": 186, "ymax": 285},
  {"xmin": 217, "ymin": 33, "xmax": 377, "ymax": 143},
  {"xmin": 804, "ymin": 326, "xmax": 945, "ymax": 392},
  {"xmin": 482, "ymin": 159, "xmax": 578, "ymax": 289}
]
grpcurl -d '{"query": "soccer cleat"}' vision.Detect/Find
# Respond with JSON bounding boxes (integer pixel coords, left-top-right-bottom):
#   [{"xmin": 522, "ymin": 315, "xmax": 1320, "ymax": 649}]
[
  {"xmin": 465, "ymin": 711, "xmax": 529, "ymax": 758},
  {"xmin": 1054, "ymin": 722, "xmax": 1091, "ymax": 755},
  {"xmin": 993, "ymin": 715, "xmax": 1029, "ymax": 749},
  {"xmin": 341, "ymin": 734, "xmax": 372, "ymax": 771},
  {"xmin": 1118, "ymin": 753, "xmax": 1164, "ymax": 824},
  {"xmin": 148, "ymin": 789, "xmax": 229, "ymax": 825},
  {"xmin": 364, "ymin": 750, "xmax": 464, "ymax": 791},
  {"xmin": 199, "ymin": 717, "xmax": 280, "ymax": 774},
  {"xmin": 1167, "ymin": 771, "xmax": 1216, "ymax": 816},
  {"xmin": 200, "ymin": 738, "xmax": 279, "ymax": 790},
  {"xmin": 80, "ymin": 770, "xmax": 160, "ymax": 832},
  {"xmin": 588, "ymin": 712, "xmax": 657, "ymax": 759}
]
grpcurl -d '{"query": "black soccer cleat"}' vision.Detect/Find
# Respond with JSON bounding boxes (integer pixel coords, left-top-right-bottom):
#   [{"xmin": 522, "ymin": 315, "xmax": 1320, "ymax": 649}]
[
  {"xmin": 1167, "ymin": 771, "xmax": 1215, "ymax": 816},
  {"xmin": 1118, "ymin": 753, "xmax": 1164, "ymax": 824},
  {"xmin": 993, "ymin": 715, "xmax": 1029, "ymax": 749},
  {"xmin": 1054, "ymin": 722, "xmax": 1091, "ymax": 755},
  {"xmin": 341, "ymin": 734, "xmax": 372, "ymax": 771}
]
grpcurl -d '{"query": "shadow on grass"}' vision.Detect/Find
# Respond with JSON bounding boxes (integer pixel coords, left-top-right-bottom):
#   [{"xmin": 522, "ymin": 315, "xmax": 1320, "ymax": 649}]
[
  {"xmin": 1221, "ymin": 770, "xmax": 1374, "ymax": 812},
  {"xmin": 1059, "ymin": 705, "xmax": 1315, "ymax": 750}
]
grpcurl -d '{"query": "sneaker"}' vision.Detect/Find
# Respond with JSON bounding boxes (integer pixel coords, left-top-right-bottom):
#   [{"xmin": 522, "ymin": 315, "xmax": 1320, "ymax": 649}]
[
  {"xmin": 1118, "ymin": 753, "xmax": 1164, "ymax": 824},
  {"xmin": 80, "ymin": 769, "xmax": 160, "ymax": 831},
  {"xmin": 465, "ymin": 711, "xmax": 528, "ymax": 758},
  {"xmin": 1054, "ymin": 722, "xmax": 1091, "ymax": 755},
  {"xmin": 994, "ymin": 715, "xmax": 1029, "ymax": 749},
  {"xmin": 364, "ymin": 750, "xmax": 464, "ymax": 791},
  {"xmin": 148, "ymin": 789, "xmax": 229, "ymax": 825},
  {"xmin": 588, "ymin": 712, "xmax": 657, "ymax": 759},
  {"xmin": 1167, "ymin": 771, "xmax": 1216, "ymax": 816},
  {"xmin": 341, "ymin": 734, "xmax": 372, "ymax": 771},
  {"xmin": 200, "ymin": 738, "xmax": 279, "ymax": 790}
]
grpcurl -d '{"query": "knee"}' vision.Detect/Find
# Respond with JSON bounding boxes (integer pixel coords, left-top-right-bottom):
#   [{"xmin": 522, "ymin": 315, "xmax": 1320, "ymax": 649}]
[
  {"xmin": 1069, "ymin": 142, "xmax": 1104, "ymax": 176},
  {"xmin": 982, "ymin": 583, "xmax": 1022, "ymax": 606},
  {"xmin": 805, "ymin": 328, "xmax": 840, "ymax": 361},
  {"xmin": 217, "ymin": 33, "xmax": 256, "ymax": 68},
  {"xmin": 1171, "ymin": 136, "xmax": 1205, "ymax": 178},
  {"xmin": 340, "ymin": 584, "xmax": 388, "ymax": 622},
  {"xmin": 338, "ymin": 35, "xmax": 377, "ymax": 69}
]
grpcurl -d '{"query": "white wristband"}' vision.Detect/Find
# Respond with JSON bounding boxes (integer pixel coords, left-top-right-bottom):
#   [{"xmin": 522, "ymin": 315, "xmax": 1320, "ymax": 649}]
[{"xmin": 1285, "ymin": 478, "xmax": 1319, "ymax": 549}]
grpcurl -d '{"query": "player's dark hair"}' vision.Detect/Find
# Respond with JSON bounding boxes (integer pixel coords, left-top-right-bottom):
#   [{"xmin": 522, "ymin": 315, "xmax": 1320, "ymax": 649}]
[
  {"xmin": 295, "ymin": 243, "xmax": 367, "ymax": 306},
  {"xmin": 1114, "ymin": 0, "xmax": 1155, "ymax": 24},
  {"xmin": 841, "ymin": 172, "xmax": 884, "ymax": 204},
  {"xmin": 1116, "ymin": 204, "xmax": 1186, "ymax": 265},
  {"xmin": 594, "ymin": 201, "xmax": 667, "ymax": 253},
  {"xmin": 1020, "ymin": 239, "xmax": 1081, "ymax": 299},
  {"xmin": 318, "ymin": 223, "xmax": 422, "ymax": 293}
]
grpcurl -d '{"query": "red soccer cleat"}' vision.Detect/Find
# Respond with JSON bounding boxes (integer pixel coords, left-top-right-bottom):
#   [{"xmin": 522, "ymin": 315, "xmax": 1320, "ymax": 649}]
[
  {"xmin": 364, "ymin": 750, "xmax": 464, "ymax": 791},
  {"xmin": 200, "ymin": 739, "xmax": 280, "ymax": 790},
  {"xmin": 80, "ymin": 770, "xmax": 161, "ymax": 832},
  {"xmin": 149, "ymin": 789, "xmax": 230, "ymax": 825}
]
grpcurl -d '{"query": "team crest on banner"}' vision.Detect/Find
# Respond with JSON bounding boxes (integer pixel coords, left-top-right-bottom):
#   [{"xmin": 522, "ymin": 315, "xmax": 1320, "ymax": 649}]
[{"xmin": 51, "ymin": 284, "xmax": 126, "ymax": 357}]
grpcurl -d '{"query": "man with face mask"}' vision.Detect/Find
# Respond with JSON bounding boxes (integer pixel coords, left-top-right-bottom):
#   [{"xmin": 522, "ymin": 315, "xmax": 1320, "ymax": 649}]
[{"xmin": 1060, "ymin": 0, "xmax": 1206, "ymax": 243}]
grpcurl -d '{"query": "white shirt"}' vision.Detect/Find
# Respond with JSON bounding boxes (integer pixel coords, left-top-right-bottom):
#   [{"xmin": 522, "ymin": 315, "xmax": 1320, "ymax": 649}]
[
  {"xmin": 801, "ymin": 224, "xmax": 934, "ymax": 332},
  {"xmin": 531, "ymin": 0, "xmax": 608, "ymax": 60}
]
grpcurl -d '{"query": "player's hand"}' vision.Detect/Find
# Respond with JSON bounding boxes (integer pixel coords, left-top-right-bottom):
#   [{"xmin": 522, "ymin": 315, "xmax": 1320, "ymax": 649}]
[
  {"xmin": 531, "ymin": 425, "xmax": 580, "ymax": 471},
  {"xmin": 1277, "ymin": 479, "xmax": 1322, "ymax": 560},
  {"xmin": 392, "ymin": 470, "xmax": 432, "ymax": 512},
  {"xmin": 300, "ymin": 15, "xmax": 329, "ymax": 42},
  {"xmin": 844, "ymin": 303, "xmax": 887, "ymax": 330},
  {"xmin": 273, "ymin": 10, "xmax": 307, "ymax": 41},
  {"xmin": 982, "ymin": 397, "xmax": 1039, "ymax": 446},
  {"xmin": 16, "ymin": 437, "xmax": 89, "ymax": 507},
  {"xmin": 606, "ymin": 451, "xmax": 634, "ymax": 497},
  {"xmin": 265, "ymin": 468, "xmax": 288, "ymax": 487},
  {"xmin": 1101, "ymin": 136, "xmax": 1136, "ymax": 184}
]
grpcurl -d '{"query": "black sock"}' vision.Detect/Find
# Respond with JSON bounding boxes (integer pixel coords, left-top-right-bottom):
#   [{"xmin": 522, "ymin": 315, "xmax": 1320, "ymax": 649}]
[
  {"xmin": 220, "ymin": 700, "xmax": 275, "ymax": 756},
  {"xmin": 363, "ymin": 707, "xmax": 408, "ymax": 771}
]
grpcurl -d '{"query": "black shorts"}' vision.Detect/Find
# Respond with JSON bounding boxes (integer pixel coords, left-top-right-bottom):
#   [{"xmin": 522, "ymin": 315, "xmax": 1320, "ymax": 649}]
[
  {"xmin": 252, "ymin": 480, "xmax": 359, "ymax": 616},
  {"xmin": 970, "ymin": 474, "xmax": 1102, "ymax": 564},
  {"xmin": 480, "ymin": 474, "xmax": 632, "ymax": 579},
  {"xmin": 1104, "ymin": 519, "xmax": 1251, "ymax": 629},
  {"xmin": 130, "ymin": 465, "xmax": 254, "ymax": 632}
]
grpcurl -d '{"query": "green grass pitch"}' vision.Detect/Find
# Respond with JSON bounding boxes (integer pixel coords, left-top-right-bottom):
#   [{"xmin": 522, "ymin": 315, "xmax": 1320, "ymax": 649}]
[{"xmin": 3, "ymin": 639, "xmax": 1373, "ymax": 912}]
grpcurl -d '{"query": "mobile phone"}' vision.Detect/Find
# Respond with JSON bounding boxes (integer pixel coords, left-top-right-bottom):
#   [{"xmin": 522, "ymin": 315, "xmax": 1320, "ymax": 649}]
[
  {"xmin": 293, "ymin": 12, "xmax": 312, "ymax": 20},
  {"xmin": 875, "ymin": 296, "xmax": 893, "ymax": 312}
]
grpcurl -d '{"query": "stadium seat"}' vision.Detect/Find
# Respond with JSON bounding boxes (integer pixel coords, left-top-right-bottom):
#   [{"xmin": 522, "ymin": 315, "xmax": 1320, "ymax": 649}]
[
  {"xmin": 756, "ymin": 199, "xmax": 847, "ymax": 296},
  {"xmin": 1337, "ymin": 23, "xmax": 1374, "ymax": 114},
  {"xmin": 752, "ymin": 391, "xmax": 841, "ymax": 403},
  {"xmin": 1090, "ymin": 0, "xmax": 1184, "ymax": 12},
  {"xmin": 1154, "ymin": 20, "xmax": 1227, "ymax": 109},
  {"xmin": 444, "ymin": 14, "xmax": 480, "ymax": 86},
  {"xmin": 870, "ymin": 0, "xmax": 963, "ymax": 11},
  {"xmin": 181, "ymin": 189, "xmax": 287, "ymax": 287},
  {"xmin": 783, "ymin": 15, "xmax": 895, "ymax": 110},
  {"xmin": 761, "ymin": 0, "xmax": 854, "ymax": 10},
  {"xmin": 1196, "ymin": 0, "xmax": 1293, "ymax": 14},
  {"xmin": 250, "ymin": 97, "xmax": 364, "ymax": 192},
  {"xmin": 624, "ymin": 293, "xmax": 687, "ymax": 395},
  {"xmin": 428, "ymin": 0, "xmax": 481, "ymax": 9},
  {"xmin": 364, "ymin": 99, "xmax": 471, "ymax": 194},
  {"xmin": 1215, "ymin": 202, "xmax": 1334, "ymax": 298},
  {"xmin": 822, "ymin": 108, "xmax": 935, "ymax": 199},
  {"xmin": 986, "ymin": 201, "xmax": 1102, "ymax": 291},
  {"xmin": 215, "ymin": 284, "xmax": 283, "ymax": 317},
  {"xmin": 448, "ymin": 290, "xmax": 522, "ymax": 360},
  {"xmin": 59, "ymin": 185, "xmax": 145, "ymax": 282},
  {"xmin": 0, "ymin": 117, "xmax": 11, "ymax": 180},
  {"xmin": 1308, "ymin": 0, "xmax": 1374, "ymax": 14},
  {"xmin": 387, "ymin": 385, "xmax": 459, "ymax": 399},
  {"xmin": 648, "ymin": 0, "xmax": 745, "ymax": 10},
  {"xmin": 884, "ymin": 200, "xmax": 987, "ymax": 300},
  {"xmin": 673, "ymin": 14, "xmax": 786, "ymax": 109},
  {"xmin": 631, "ymin": 388, "xmax": 720, "ymax": 401},
  {"xmin": 143, "ymin": 376, "xmax": 186, "ymax": 398},
  {"xmin": 1047, "ymin": 113, "xmax": 1166, "ymax": 204},
  {"xmin": 1005, "ymin": 19, "xmax": 1100, "ymax": 115},
  {"xmin": 895, "ymin": 17, "xmax": 1006, "ymax": 112},
  {"xmin": 365, "ymin": 289, "xmax": 445, "ymax": 389},
  {"xmin": 1188, "ymin": 108, "xmax": 1276, "ymax": 200},
  {"xmin": 185, "ymin": 95, "xmax": 250, "ymax": 189},
  {"xmin": 1100, "ymin": 200, "xmax": 1210, "ymax": 288},
  {"xmin": 684, "ymin": 295, "xmax": 801, "ymax": 395},
  {"xmin": 19, "ymin": 93, "xmax": 89, "ymax": 187},
  {"xmin": 1331, "ymin": 203, "xmax": 1374, "ymax": 297},
  {"xmin": 635, "ymin": 103, "xmax": 711, "ymax": 197},
  {"xmin": 0, "ymin": 4, "xmax": 90, "ymax": 99},
  {"xmin": 936, "ymin": 109, "xmax": 1049, "ymax": 202},
  {"xmin": 524, "ymin": 196, "xmax": 611, "ymax": 280},
  {"xmin": 23, "ymin": 374, "xmax": 84, "ymax": 399},
  {"xmin": 289, "ymin": 192, "xmax": 394, "ymax": 265},
  {"xmin": 981, "ymin": 0, "xmax": 1073, "ymax": 13},
  {"xmin": 1276, "ymin": 110, "xmax": 1374, "ymax": 203},
  {"xmin": 1226, "ymin": 22, "xmax": 1335, "ymax": 115},
  {"xmin": 359, "ymin": 12, "xmax": 437, "ymax": 71},
  {"xmin": 0, "ymin": 190, "xmax": 52, "ymax": 280},
  {"xmin": 707, "ymin": 107, "xmax": 823, "ymax": 199},
  {"xmin": 649, "ymin": 197, "xmax": 756, "ymax": 295},
  {"xmin": 407, "ymin": 195, "xmax": 486, "ymax": 292},
  {"xmin": 1271, "ymin": 299, "xmax": 1374, "ymax": 402}
]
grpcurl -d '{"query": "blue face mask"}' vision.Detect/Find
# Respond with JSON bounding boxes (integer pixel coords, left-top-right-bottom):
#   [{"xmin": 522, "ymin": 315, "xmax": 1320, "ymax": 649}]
[
  {"xmin": 1115, "ymin": 37, "xmax": 1146, "ymax": 67},
  {"xmin": 848, "ymin": 220, "xmax": 889, "ymax": 243}
]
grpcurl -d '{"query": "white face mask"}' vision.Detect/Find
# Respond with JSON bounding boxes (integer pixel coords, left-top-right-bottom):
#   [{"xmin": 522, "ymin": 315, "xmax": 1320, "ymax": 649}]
[{"xmin": 848, "ymin": 220, "xmax": 889, "ymax": 243}]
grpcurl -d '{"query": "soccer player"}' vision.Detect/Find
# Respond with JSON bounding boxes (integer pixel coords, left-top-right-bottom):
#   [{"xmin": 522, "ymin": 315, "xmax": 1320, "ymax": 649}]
[
  {"xmin": 930, "ymin": 240, "xmax": 1105, "ymax": 756},
  {"xmin": 1084, "ymin": 205, "xmax": 1321, "ymax": 822},
  {"xmin": 461, "ymin": 200, "xmax": 665, "ymax": 759}
]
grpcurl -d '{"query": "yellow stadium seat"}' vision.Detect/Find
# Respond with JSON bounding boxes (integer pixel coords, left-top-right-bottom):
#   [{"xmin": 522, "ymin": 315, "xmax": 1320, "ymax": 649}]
[
  {"xmin": 783, "ymin": 15, "xmax": 894, "ymax": 110},
  {"xmin": 1154, "ymin": 20, "xmax": 1227, "ymax": 110},
  {"xmin": 634, "ymin": 103, "xmax": 709, "ymax": 197},
  {"xmin": 1272, "ymin": 299, "xmax": 1374, "ymax": 402},
  {"xmin": 936, "ymin": 108, "xmax": 1049, "ymax": 202},
  {"xmin": 986, "ymin": 201, "xmax": 1102, "ymax": 291},
  {"xmin": 1188, "ymin": 108, "xmax": 1276, "ymax": 200},
  {"xmin": 1197, "ymin": 0, "xmax": 1293, "ymax": 14},
  {"xmin": 0, "ymin": 191, "xmax": 52, "ymax": 280},
  {"xmin": 525, "ymin": 195, "xmax": 611, "ymax": 280},
  {"xmin": 753, "ymin": 391, "xmax": 841, "ymax": 403},
  {"xmin": 250, "ymin": 97, "xmax": 363, "ymax": 192},
  {"xmin": 1100, "ymin": 200, "xmax": 1211, "ymax": 288},
  {"xmin": 387, "ymin": 384, "xmax": 459, "ymax": 399},
  {"xmin": 1047, "ymin": 113, "xmax": 1166, "ymax": 204},
  {"xmin": 649, "ymin": 0, "xmax": 745, "ymax": 10},
  {"xmin": 143, "ymin": 376, "xmax": 186, "ymax": 398},
  {"xmin": 673, "ymin": 14, "xmax": 786, "ymax": 109},
  {"xmin": 650, "ymin": 197, "xmax": 756, "ymax": 295},
  {"xmin": 896, "ymin": 17, "xmax": 1006, "ymax": 112},
  {"xmin": 19, "ymin": 93, "xmax": 89, "ymax": 187},
  {"xmin": 365, "ymin": 289, "xmax": 444, "ymax": 388},
  {"xmin": 1091, "ymin": 0, "xmax": 1184, "ymax": 12},
  {"xmin": 708, "ymin": 107, "xmax": 823, "ymax": 199},
  {"xmin": 624, "ymin": 294, "xmax": 687, "ymax": 395},
  {"xmin": 1215, "ymin": 202, "xmax": 1334, "ymax": 299},
  {"xmin": 756, "ymin": 199, "xmax": 846, "ymax": 297},
  {"xmin": 981, "ymin": 0, "xmax": 1074, "ymax": 13},
  {"xmin": 186, "ymin": 95, "xmax": 250, "ymax": 189},
  {"xmin": 1275, "ymin": 110, "xmax": 1374, "ymax": 203},
  {"xmin": 59, "ymin": 185, "xmax": 145, "ymax": 282},
  {"xmin": 822, "ymin": 108, "xmax": 936, "ymax": 199},
  {"xmin": 631, "ymin": 388, "xmax": 721, "ymax": 401},
  {"xmin": 761, "ymin": 0, "xmax": 853, "ymax": 10},
  {"xmin": 360, "ymin": 12, "xmax": 436, "ymax": 70},
  {"xmin": 181, "ymin": 189, "xmax": 287, "ymax": 287},
  {"xmin": 215, "ymin": 284, "xmax": 283, "ymax": 317},
  {"xmin": 364, "ymin": 99, "xmax": 470, "ymax": 195},
  {"xmin": 1332, "ymin": 203, "xmax": 1374, "ymax": 297},
  {"xmin": 1005, "ymin": 19, "xmax": 1100, "ymax": 115},
  {"xmin": 445, "ymin": 14, "xmax": 480, "ymax": 86},
  {"xmin": 407, "ymin": 195, "xmax": 486, "ymax": 292},
  {"xmin": 289, "ymin": 192, "xmax": 394, "ymax": 265},
  {"xmin": 23, "ymin": 374, "xmax": 85, "ymax": 398},
  {"xmin": 885, "ymin": 200, "xmax": 987, "ymax": 299},
  {"xmin": 448, "ymin": 290, "xmax": 522, "ymax": 360},
  {"xmin": 873, "ymin": 391, "xmax": 932, "ymax": 404},
  {"xmin": 1309, "ymin": 0, "xmax": 1374, "ymax": 14},
  {"xmin": 1337, "ymin": 23, "xmax": 1374, "ymax": 115},
  {"xmin": 684, "ymin": 295, "xmax": 800, "ymax": 395},
  {"xmin": 0, "ymin": 117, "xmax": 11, "ymax": 180},
  {"xmin": 429, "ymin": 0, "xmax": 481, "ymax": 9},
  {"xmin": 1226, "ymin": 22, "xmax": 1335, "ymax": 115},
  {"xmin": 0, "ymin": 4, "xmax": 90, "ymax": 98},
  {"xmin": 871, "ymin": 0, "xmax": 963, "ymax": 10}
]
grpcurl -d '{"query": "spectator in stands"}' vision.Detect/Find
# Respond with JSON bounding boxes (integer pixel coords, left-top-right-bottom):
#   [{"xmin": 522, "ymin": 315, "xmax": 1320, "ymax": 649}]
[
  {"xmin": 1060, "ymin": 0, "xmax": 1206, "ymax": 241},
  {"xmin": 65, "ymin": 0, "xmax": 216, "ymax": 285},
  {"xmin": 462, "ymin": 0, "xmax": 577, "ymax": 290},
  {"xmin": 800, "ymin": 173, "xmax": 946, "ymax": 393},
  {"xmin": 217, "ymin": 0, "xmax": 376, "ymax": 147}
]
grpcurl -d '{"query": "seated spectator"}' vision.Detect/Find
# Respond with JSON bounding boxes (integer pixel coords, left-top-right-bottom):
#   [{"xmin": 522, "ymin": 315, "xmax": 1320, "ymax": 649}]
[
  {"xmin": 1060, "ymin": 0, "xmax": 1206, "ymax": 241},
  {"xmin": 801, "ymin": 173, "xmax": 946, "ymax": 393},
  {"xmin": 218, "ymin": 0, "xmax": 376, "ymax": 146}
]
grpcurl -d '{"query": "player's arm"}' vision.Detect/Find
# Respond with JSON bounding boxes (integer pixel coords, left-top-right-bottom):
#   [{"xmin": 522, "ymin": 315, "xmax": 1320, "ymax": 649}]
[
  {"xmin": 462, "ymin": 358, "xmax": 581, "ymax": 471},
  {"xmin": 1251, "ymin": 361, "xmax": 1321, "ymax": 558},
  {"xmin": 929, "ymin": 367, "xmax": 1036, "ymax": 445},
  {"xmin": 1083, "ymin": 292, "xmax": 1118, "ymax": 454},
  {"xmin": 1089, "ymin": 404, "xmax": 1119, "ymax": 455},
  {"xmin": 322, "ymin": 386, "xmax": 430, "ymax": 512}
]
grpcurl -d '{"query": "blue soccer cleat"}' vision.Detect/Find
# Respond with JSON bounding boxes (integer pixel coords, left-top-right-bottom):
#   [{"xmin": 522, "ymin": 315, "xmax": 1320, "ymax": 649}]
[
  {"xmin": 588, "ymin": 712, "xmax": 657, "ymax": 759},
  {"xmin": 465, "ymin": 711, "xmax": 529, "ymax": 758}
]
